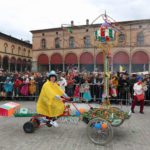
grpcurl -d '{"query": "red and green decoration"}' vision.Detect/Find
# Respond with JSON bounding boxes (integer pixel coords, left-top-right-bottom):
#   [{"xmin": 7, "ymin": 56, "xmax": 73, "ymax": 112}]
[{"xmin": 94, "ymin": 22, "xmax": 115, "ymax": 42}]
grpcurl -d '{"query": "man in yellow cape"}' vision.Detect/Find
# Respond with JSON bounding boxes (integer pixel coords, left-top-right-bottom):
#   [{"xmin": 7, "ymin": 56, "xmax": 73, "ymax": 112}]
[{"xmin": 36, "ymin": 70, "xmax": 68, "ymax": 127}]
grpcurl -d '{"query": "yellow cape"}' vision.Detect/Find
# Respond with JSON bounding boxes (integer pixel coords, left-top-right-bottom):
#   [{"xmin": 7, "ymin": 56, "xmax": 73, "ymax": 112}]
[{"xmin": 36, "ymin": 80, "xmax": 65, "ymax": 117}]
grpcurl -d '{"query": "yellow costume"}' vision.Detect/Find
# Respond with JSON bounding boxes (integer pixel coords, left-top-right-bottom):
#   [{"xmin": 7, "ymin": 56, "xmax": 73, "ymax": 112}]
[
  {"xmin": 36, "ymin": 80, "xmax": 65, "ymax": 117},
  {"xmin": 29, "ymin": 79, "xmax": 36, "ymax": 95}
]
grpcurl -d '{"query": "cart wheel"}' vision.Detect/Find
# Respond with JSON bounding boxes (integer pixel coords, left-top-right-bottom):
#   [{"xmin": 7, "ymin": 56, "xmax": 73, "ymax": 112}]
[
  {"xmin": 23, "ymin": 121, "xmax": 34, "ymax": 133},
  {"xmin": 110, "ymin": 107, "xmax": 125, "ymax": 127},
  {"xmin": 87, "ymin": 117, "xmax": 113, "ymax": 145}
]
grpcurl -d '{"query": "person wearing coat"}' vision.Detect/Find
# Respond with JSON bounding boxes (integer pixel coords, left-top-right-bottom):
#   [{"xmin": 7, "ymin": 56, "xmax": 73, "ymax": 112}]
[
  {"xmin": 83, "ymin": 79, "xmax": 92, "ymax": 102},
  {"xmin": 131, "ymin": 77, "xmax": 147, "ymax": 114},
  {"xmin": 36, "ymin": 70, "xmax": 69, "ymax": 127},
  {"xmin": 14, "ymin": 78, "xmax": 22, "ymax": 99},
  {"xmin": 4, "ymin": 77, "xmax": 13, "ymax": 99},
  {"xmin": 73, "ymin": 84, "xmax": 80, "ymax": 102},
  {"xmin": 20, "ymin": 76, "xmax": 29, "ymax": 97},
  {"xmin": 57, "ymin": 76, "xmax": 67, "ymax": 92},
  {"xmin": 29, "ymin": 76, "xmax": 37, "ymax": 100},
  {"xmin": 110, "ymin": 76, "xmax": 118, "ymax": 97}
]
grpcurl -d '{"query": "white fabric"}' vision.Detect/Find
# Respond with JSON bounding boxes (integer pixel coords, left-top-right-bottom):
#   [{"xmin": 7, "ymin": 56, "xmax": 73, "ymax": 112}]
[
  {"xmin": 133, "ymin": 83, "xmax": 143, "ymax": 95},
  {"xmin": 50, "ymin": 120, "xmax": 59, "ymax": 127},
  {"xmin": 58, "ymin": 77, "xmax": 67, "ymax": 92},
  {"xmin": 55, "ymin": 95, "xmax": 61, "ymax": 100}
]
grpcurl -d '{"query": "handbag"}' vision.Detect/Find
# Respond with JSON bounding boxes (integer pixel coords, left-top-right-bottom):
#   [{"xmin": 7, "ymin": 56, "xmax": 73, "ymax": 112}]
[{"xmin": 136, "ymin": 93, "xmax": 144, "ymax": 101}]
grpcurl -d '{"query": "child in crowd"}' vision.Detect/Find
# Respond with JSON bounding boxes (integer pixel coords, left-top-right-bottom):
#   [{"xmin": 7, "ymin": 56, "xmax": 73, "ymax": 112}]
[{"xmin": 83, "ymin": 79, "xmax": 91, "ymax": 102}]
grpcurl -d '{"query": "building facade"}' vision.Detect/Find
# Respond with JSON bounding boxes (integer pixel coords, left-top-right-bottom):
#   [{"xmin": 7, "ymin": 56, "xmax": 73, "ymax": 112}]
[
  {"xmin": 0, "ymin": 32, "xmax": 32, "ymax": 72},
  {"xmin": 31, "ymin": 19, "xmax": 150, "ymax": 73}
]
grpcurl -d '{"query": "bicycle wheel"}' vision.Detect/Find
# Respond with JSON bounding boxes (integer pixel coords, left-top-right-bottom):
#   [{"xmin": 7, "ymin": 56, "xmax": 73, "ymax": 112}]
[{"xmin": 87, "ymin": 117, "xmax": 113, "ymax": 145}]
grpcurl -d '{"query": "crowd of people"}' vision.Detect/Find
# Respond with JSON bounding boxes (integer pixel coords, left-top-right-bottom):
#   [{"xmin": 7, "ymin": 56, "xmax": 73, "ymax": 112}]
[{"xmin": 0, "ymin": 69, "xmax": 150, "ymax": 103}]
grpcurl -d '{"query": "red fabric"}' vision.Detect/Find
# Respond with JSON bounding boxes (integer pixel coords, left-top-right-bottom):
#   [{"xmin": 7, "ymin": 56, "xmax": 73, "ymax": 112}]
[
  {"xmin": 131, "ymin": 96, "xmax": 144, "ymax": 112},
  {"xmin": 51, "ymin": 53, "xmax": 62, "ymax": 64},
  {"xmin": 65, "ymin": 53, "xmax": 77, "ymax": 64},
  {"xmin": 101, "ymin": 28, "xmax": 105, "ymax": 37},
  {"xmin": 113, "ymin": 52, "xmax": 129, "ymax": 64},
  {"xmin": 132, "ymin": 51, "xmax": 149, "ymax": 64},
  {"xmin": 96, "ymin": 52, "xmax": 103, "ymax": 64},
  {"xmin": 14, "ymin": 79, "xmax": 22, "ymax": 89},
  {"xmin": 38, "ymin": 54, "xmax": 49, "ymax": 65},
  {"xmin": 74, "ymin": 85, "xmax": 80, "ymax": 97},
  {"xmin": 80, "ymin": 52, "xmax": 93, "ymax": 64},
  {"xmin": 136, "ymin": 94, "xmax": 144, "ymax": 101},
  {"xmin": 137, "ymin": 81, "xmax": 142, "ymax": 85}
]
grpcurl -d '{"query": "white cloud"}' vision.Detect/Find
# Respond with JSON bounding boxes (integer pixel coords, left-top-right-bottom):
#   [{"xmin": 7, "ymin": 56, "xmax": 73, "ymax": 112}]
[{"xmin": 0, "ymin": 0, "xmax": 149, "ymax": 42}]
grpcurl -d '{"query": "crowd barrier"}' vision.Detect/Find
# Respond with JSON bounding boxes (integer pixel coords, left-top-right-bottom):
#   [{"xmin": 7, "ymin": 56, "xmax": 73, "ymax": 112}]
[{"xmin": 0, "ymin": 82, "xmax": 150, "ymax": 104}]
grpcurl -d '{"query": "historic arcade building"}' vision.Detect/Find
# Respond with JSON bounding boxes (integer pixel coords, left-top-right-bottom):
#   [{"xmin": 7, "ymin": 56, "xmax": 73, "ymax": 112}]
[
  {"xmin": 0, "ymin": 32, "xmax": 32, "ymax": 72},
  {"xmin": 31, "ymin": 19, "xmax": 150, "ymax": 73}
]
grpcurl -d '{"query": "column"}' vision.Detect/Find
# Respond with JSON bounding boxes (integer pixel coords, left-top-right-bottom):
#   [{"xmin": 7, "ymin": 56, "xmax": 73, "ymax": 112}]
[
  {"xmin": 129, "ymin": 58, "xmax": 131, "ymax": 74},
  {"xmin": 78, "ymin": 58, "xmax": 80, "ymax": 72},
  {"xmin": 0, "ymin": 60, "xmax": 2, "ymax": 68},
  {"xmin": 149, "ymin": 61, "xmax": 150, "ymax": 72},
  {"xmin": 49, "ymin": 63, "xmax": 51, "ymax": 71},
  {"xmin": 15, "ymin": 63, "xmax": 17, "ymax": 72},
  {"xmin": 111, "ymin": 56, "xmax": 113, "ymax": 73},
  {"xmin": 94, "ymin": 48, "xmax": 96, "ymax": 71}
]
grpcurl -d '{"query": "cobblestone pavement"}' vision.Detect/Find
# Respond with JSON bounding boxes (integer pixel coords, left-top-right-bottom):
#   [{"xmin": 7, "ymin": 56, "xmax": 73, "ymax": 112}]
[{"xmin": 0, "ymin": 101, "xmax": 150, "ymax": 150}]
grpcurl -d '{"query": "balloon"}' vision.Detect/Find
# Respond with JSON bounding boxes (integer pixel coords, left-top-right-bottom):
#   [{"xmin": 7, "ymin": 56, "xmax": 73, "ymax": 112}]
[
  {"xmin": 75, "ymin": 111, "xmax": 80, "ymax": 116},
  {"xmin": 102, "ymin": 123, "xmax": 107, "ymax": 129},
  {"xmin": 94, "ymin": 123, "xmax": 101, "ymax": 129},
  {"xmin": 79, "ymin": 108, "xmax": 86, "ymax": 114}
]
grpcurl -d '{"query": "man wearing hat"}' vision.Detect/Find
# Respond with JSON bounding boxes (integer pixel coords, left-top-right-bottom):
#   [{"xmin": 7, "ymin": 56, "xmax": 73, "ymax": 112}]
[
  {"xmin": 36, "ymin": 70, "xmax": 69, "ymax": 127},
  {"xmin": 131, "ymin": 76, "xmax": 147, "ymax": 114}
]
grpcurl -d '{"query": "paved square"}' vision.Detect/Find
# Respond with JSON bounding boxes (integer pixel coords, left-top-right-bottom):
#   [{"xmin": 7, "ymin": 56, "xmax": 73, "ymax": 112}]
[{"xmin": 0, "ymin": 101, "xmax": 150, "ymax": 150}]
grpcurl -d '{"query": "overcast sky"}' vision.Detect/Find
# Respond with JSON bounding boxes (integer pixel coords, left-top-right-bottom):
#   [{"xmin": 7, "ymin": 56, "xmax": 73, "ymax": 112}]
[{"xmin": 0, "ymin": 0, "xmax": 149, "ymax": 42}]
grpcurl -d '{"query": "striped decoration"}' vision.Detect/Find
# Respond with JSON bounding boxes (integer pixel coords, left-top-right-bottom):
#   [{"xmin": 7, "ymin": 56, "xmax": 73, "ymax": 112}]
[{"xmin": 94, "ymin": 26, "xmax": 115, "ymax": 42}]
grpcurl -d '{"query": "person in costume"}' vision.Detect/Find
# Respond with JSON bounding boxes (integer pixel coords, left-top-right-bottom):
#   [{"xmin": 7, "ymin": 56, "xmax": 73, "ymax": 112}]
[
  {"xmin": 131, "ymin": 77, "xmax": 147, "ymax": 114},
  {"xmin": 110, "ymin": 75, "xmax": 118, "ymax": 98},
  {"xmin": 57, "ymin": 75, "xmax": 67, "ymax": 92},
  {"xmin": 4, "ymin": 77, "xmax": 13, "ymax": 100},
  {"xmin": 36, "ymin": 70, "xmax": 69, "ymax": 127},
  {"xmin": 83, "ymin": 79, "xmax": 92, "ymax": 102},
  {"xmin": 73, "ymin": 84, "xmax": 80, "ymax": 102}
]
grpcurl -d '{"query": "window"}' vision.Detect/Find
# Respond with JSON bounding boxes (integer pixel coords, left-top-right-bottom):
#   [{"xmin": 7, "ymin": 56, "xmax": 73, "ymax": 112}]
[
  {"xmin": 84, "ymin": 36, "xmax": 90, "ymax": 48},
  {"xmin": 118, "ymin": 33, "xmax": 125, "ymax": 43},
  {"xmin": 55, "ymin": 38, "xmax": 60, "ymax": 48},
  {"xmin": 4, "ymin": 43, "xmax": 8, "ymax": 52},
  {"xmin": 137, "ymin": 32, "xmax": 144, "ymax": 46},
  {"xmin": 69, "ymin": 36, "xmax": 75, "ymax": 48},
  {"xmin": 18, "ymin": 47, "xmax": 21, "ymax": 55},
  {"xmin": 11, "ymin": 45, "xmax": 15, "ymax": 54},
  {"xmin": 41, "ymin": 39, "xmax": 46, "ymax": 49}
]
